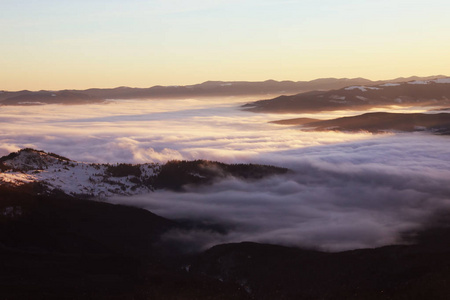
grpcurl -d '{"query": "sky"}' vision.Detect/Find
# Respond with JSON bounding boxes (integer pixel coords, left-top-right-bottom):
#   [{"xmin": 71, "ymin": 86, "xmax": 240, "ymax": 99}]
[{"xmin": 1, "ymin": 0, "xmax": 450, "ymax": 90}]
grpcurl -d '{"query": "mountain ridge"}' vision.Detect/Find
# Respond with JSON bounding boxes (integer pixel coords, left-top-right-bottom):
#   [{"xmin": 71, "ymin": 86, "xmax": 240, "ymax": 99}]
[
  {"xmin": 1, "ymin": 75, "xmax": 447, "ymax": 105},
  {"xmin": 0, "ymin": 149, "xmax": 289, "ymax": 197},
  {"xmin": 245, "ymin": 77, "xmax": 450, "ymax": 113},
  {"xmin": 271, "ymin": 112, "xmax": 450, "ymax": 134}
]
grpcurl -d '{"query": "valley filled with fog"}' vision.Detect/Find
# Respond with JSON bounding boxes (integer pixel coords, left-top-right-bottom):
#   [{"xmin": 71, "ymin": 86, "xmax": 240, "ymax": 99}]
[
  {"xmin": 1, "ymin": 97, "xmax": 450, "ymax": 251},
  {"xmin": 0, "ymin": 96, "xmax": 375, "ymax": 163}
]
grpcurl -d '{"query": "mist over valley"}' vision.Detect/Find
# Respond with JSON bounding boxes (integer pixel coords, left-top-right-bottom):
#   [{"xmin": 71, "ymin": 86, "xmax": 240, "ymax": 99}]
[{"xmin": 2, "ymin": 77, "xmax": 450, "ymax": 299}]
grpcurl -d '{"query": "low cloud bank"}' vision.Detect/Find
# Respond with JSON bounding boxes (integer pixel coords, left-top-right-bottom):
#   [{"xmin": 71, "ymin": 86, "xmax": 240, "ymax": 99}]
[
  {"xmin": 2, "ymin": 98, "xmax": 449, "ymax": 251},
  {"xmin": 108, "ymin": 134, "xmax": 450, "ymax": 252},
  {"xmin": 0, "ymin": 99, "xmax": 373, "ymax": 163}
]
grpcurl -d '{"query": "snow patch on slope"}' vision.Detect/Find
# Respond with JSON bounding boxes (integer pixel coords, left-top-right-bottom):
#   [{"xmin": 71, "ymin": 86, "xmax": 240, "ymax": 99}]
[
  {"xmin": 435, "ymin": 78, "xmax": 450, "ymax": 84},
  {"xmin": 408, "ymin": 80, "xmax": 429, "ymax": 85},
  {"xmin": 345, "ymin": 86, "xmax": 381, "ymax": 92},
  {"xmin": 380, "ymin": 83, "xmax": 401, "ymax": 87},
  {"xmin": 408, "ymin": 78, "xmax": 450, "ymax": 85},
  {"xmin": 0, "ymin": 149, "xmax": 160, "ymax": 198}
]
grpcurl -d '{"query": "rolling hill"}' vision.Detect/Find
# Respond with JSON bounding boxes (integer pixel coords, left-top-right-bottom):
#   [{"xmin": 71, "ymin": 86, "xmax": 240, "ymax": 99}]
[
  {"xmin": 1, "ymin": 76, "xmax": 446, "ymax": 105},
  {"xmin": 245, "ymin": 78, "xmax": 450, "ymax": 113},
  {"xmin": 271, "ymin": 112, "xmax": 450, "ymax": 134}
]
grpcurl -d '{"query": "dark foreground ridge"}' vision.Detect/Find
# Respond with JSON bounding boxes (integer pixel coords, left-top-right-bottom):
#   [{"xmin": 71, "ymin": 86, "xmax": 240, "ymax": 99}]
[
  {"xmin": 0, "ymin": 184, "xmax": 249, "ymax": 299},
  {"xmin": 2, "ymin": 184, "xmax": 450, "ymax": 299},
  {"xmin": 191, "ymin": 234, "xmax": 450, "ymax": 300}
]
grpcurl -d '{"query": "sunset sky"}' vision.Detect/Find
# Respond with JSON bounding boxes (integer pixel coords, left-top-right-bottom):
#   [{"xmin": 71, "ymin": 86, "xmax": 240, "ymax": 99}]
[{"xmin": 1, "ymin": 0, "xmax": 449, "ymax": 91}]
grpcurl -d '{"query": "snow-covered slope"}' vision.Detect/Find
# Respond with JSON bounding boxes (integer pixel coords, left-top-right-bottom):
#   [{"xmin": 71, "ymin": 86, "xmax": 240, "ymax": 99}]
[
  {"xmin": 0, "ymin": 149, "xmax": 160, "ymax": 197},
  {"xmin": 0, "ymin": 149, "xmax": 289, "ymax": 198}
]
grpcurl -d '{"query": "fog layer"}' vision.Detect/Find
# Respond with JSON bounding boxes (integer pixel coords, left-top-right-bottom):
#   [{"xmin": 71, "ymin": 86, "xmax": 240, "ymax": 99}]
[
  {"xmin": 108, "ymin": 133, "xmax": 450, "ymax": 252},
  {"xmin": 0, "ymin": 97, "xmax": 397, "ymax": 163},
  {"xmin": 1, "ymin": 98, "xmax": 448, "ymax": 251}
]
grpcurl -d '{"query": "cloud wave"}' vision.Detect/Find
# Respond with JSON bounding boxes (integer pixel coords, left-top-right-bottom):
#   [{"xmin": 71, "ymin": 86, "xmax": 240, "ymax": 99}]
[
  {"xmin": 108, "ymin": 133, "xmax": 450, "ymax": 251},
  {"xmin": 2, "ymin": 97, "xmax": 449, "ymax": 252}
]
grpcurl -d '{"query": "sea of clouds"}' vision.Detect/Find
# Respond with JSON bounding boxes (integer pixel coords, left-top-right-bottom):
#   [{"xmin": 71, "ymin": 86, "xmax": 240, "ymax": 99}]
[
  {"xmin": 0, "ymin": 97, "xmax": 374, "ymax": 162},
  {"xmin": 1, "ymin": 97, "xmax": 449, "ymax": 251},
  {"xmin": 108, "ymin": 133, "xmax": 450, "ymax": 252}
]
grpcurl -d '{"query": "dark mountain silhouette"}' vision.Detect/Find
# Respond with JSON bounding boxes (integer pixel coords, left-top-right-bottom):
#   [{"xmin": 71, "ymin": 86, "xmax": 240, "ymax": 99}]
[
  {"xmin": 3, "ymin": 183, "xmax": 450, "ymax": 299},
  {"xmin": 270, "ymin": 117, "xmax": 320, "ymax": 125},
  {"xmin": 0, "ymin": 75, "xmax": 446, "ymax": 105},
  {"xmin": 272, "ymin": 112, "xmax": 450, "ymax": 134},
  {"xmin": 245, "ymin": 78, "xmax": 450, "ymax": 113},
  {"xmin": 0, "ymin": 184, "xmax": 249, "ymax": 299},
  {"xmin": 153, "ymin": 160, "xmax": 289, "ymax": 191},
  {"xmin": 0, "ymin": 90, "xmax": 103, "ymax": 105},
  {"xmin": 191, "ymin": 230, "xmax": 450, "ymax": 300}
]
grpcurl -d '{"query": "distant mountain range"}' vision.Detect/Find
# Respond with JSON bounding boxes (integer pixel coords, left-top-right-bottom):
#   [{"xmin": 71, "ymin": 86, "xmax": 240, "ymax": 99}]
[
  {"xmin": 271, "ymin": 112, "xmax": 450, "ymax": 134},
  {"xmin": 0, "ymin": 75, "xmax": 446, "ymax": 105},
  {"xmin": 245, "ymin": 77, "xmax": 450, "ymax": 113}
]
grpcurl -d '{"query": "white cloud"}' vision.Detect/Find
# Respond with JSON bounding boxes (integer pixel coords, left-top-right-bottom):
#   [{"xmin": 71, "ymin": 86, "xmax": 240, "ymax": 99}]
[
  {"xmin": 0, "ymin": 98, "xmax": 374, "ymax": 163},
  {"xmin": 2, "ymin": 97, "xmax": 449, "ymax": 252},
  {"xmin": 107, "ymin": 133, "xmax": 450, "ymax": 252},
  {"xmin": 107, "ymin": 139, "xmax": 450, "ymax": 252}
]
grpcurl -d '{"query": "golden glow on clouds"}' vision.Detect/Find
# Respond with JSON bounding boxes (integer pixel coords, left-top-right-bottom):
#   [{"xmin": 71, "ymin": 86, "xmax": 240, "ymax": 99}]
[{"xmin": 0, "ymin": 97, "xmax": 377, "ymax": 163}]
